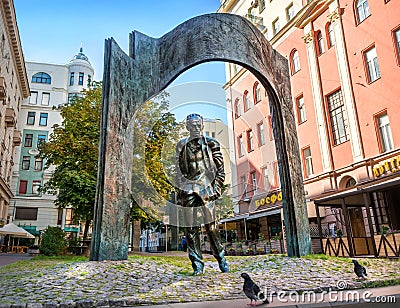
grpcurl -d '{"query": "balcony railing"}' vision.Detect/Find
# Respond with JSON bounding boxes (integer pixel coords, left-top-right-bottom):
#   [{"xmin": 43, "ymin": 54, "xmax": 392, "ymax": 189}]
[
  {"xmin": 0, "ymin": 77, "xmax": 6, "ymax": 102},
  {"xmin": 245, "ymin": 13, "xmax": 264, "ymax": 26},
  {"xmin": 5, "ymin": 107, "xmax": 16, "ymax": 127}
]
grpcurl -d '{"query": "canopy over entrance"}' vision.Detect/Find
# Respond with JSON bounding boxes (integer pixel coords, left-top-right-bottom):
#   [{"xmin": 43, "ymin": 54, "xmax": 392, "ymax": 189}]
[{"xmin": 0, "ymin": 223, "xmax": 35, "ymax": 238}]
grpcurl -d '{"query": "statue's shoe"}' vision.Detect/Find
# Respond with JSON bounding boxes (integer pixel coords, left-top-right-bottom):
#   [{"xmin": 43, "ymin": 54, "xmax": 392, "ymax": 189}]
[
  {"xmin": 193, "ymin": 268, "xmax": 204, "ymax": 276},
  {"xmin": 219, "ymin": 260, "xmax": 229, "ymax": 273}
]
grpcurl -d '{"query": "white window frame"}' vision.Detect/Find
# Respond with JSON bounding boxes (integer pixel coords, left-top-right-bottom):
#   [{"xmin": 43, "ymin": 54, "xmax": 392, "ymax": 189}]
[
  {"xmin": 41, "ymin": 92, "xmax": 50, "ymax": 105},
  {"xmin": 377, "ymin": 113, "xmax": 394, "ymax": 152},
  {"xmin": 297, "ymin": 96, "xmax": 306, "ymax": 123},
  {"xmin": 303, "ymin": 147, "xmax": 314, "ymax": 178},
  {"xmin": 365, "ymin": 47, "xmax": 380, "ymax": 82},
  {"xmin": 356, "ymin": 0, "xmax": 370, "ymax": 23},
  {"xmin": 29, "ymin": 91, "xmax": 38, "ymax": 105}
]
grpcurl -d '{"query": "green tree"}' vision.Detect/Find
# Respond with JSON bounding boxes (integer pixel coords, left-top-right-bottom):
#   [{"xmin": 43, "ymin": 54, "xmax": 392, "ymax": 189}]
[{"xmin": 39, "ymin": 82, "xmax": 102, "ymax": 239}]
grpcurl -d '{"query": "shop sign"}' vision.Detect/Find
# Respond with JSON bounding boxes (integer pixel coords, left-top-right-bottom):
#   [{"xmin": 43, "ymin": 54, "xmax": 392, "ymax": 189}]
[
  {"xmin": 373, "ymin": 155, "xmax": 400, "ymax": 177},
  {"xmin": 254, "ymin": 192, "xmax": 283, "ymax": 208}
]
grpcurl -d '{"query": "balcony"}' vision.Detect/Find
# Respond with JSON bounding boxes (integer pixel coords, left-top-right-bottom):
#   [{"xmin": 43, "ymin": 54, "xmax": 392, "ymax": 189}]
[
  {"xmin": 13, "ymin": 130, "xmax": 22, "ymax": 146},
  {"xmin": 245, "ymin": 13, "xmax": 264, "ymax": 26},
  {"xmin": 5, "ymin": 107, "xmax": 16, "ymax": 127},
  {"xmin": 0, "ymin": 77, "xmax": 6, "ymax": 102}
]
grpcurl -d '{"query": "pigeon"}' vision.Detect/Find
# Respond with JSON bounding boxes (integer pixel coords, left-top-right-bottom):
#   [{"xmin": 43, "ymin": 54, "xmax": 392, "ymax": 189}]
[
  {"xmin": 352, "ymin": 260, "xmax": 367, "ymax": 279},
  {"xmin": 241, "ymin": 273, "xmax": 269, "ymax": 306}
]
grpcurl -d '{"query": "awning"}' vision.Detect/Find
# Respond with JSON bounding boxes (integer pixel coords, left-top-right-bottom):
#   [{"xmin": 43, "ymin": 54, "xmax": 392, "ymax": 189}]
[
  {"xmin": 0, "ymin": 223, "xmax": 35, "ymax": 238},
  {"xmin": 219, "ymin": 213, "xmax": 248, "ymax": 223},
  {"xmin": 247, "ymin": 208, "xmax": 281, "ymax": 220},
  {"xmin": 312, "ymin": 175, "xmax": 400, "ymax": 206},
  {"xmin": 64, "ymin": 227, "xmax": 79, "ymax": 233}
]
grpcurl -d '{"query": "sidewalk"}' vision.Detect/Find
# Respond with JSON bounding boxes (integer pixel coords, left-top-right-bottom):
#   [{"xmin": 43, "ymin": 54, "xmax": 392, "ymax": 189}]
[
  {"xmin": 139, "ymin": 285, "xmax": 400, "ymax": 308},
  {"xmin": 0, "ymin": 252, "xmax": 31, "ymax": 267}
]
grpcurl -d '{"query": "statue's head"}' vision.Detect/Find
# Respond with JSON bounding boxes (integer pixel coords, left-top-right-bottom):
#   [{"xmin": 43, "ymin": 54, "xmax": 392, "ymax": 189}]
[{"xmin": 186, "ymin": 113, "xmax": 204, "ymax": 138}]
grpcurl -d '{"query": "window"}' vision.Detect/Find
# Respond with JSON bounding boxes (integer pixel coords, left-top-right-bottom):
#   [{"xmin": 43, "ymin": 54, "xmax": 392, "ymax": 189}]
[
  {"xmin": 41, "ymin": 92, "xmax": 50, "ymax": 105},
  {"xmin": 356, "ymin": 0, "xmax": 370, "ymax": 24},
  {"xmin": 78, "ymin": 72, "xmax": 84, "ymax": 85},
  {"xmin": 364, "ymin": 46, "xmax": 380, "ymax": 82},
  {"xmin": 290, "ymin": 49, "xmax": 300, "ymax": 74},
  {"xmin": 327, "ymin": 90, "xmax": 349, "ymax": 145},
  {"xmin": 296, "ymin": 95, "xmax": 306, "ymax": 123},
  {"xmin": 254, "ymin": 82, "xmax": 261, "ymax": 103},
  {"xmin": 37, "ymin": 134, "xmax": 46, "ymax": 147},
  {"xmin": 316, "ymin": 31, "xmax": 325, "ymax": 55},
  {"xmin": 234, "ymin": 98, "xmax": 241, "ymax": 118},
  {"xmin": 267, "ymin": 115, "xmax": 274, "ymax": 140},
  {"xmin": 15, "ymin": 207, "xmax": 38, "ymax": 220},
  {"xmin": 34, "ymin": 157, "xmax": 43, "ymax": 171},
  {"xmin": 212, "ymin": 132, "xmax": 215, "ymax": 138},
  {"xmin": 238, "ymin": 135, "xmax": 245, "ymax": 157},
  {"xmin": 327, "ymin": 23, "xmax": 335, "ymax": 48},
  {"xmin": 241, "ymin": 175, "xmax": 247, "ymax": 198},
  {"xmin": 376, "ymin": 113, "xmax": 394, "ymax": 152},
  {"xmin": 32, "ymin": 180, "xmax": 41, "ymax": 194},
  {"xmin": 286, "ymin": 3, "xmax": 295, "ymax": 21},
  {"xmin": 247, "ymin": 130, "xmax": 254, "ymax": 152},
  {"xmin": 69, "ymin": 72, "xmax": 74, "ymax": 86},
  {"xmin": 251, "ymin": 172, "xmax": 257, "ymax": 193},
  {"xmin": 29, "ymin": 91, "xmax": 38, "ymax": 104},
  {"xmin": 272, "ymin": 18, "xmax": 280, "ymax": 35},
  {"xmin": 24, "ymin": 134, "xmax": 33, "ymax": 147},
  {"xmin": 39, "ymin": 113, "xmax": 48, "ymax": 126},
  {"xmin": 22, "ymin": 156, "xmax": 30, "ymax": 170},
  {"xmin": 65, "ymin": 208, "xmax": 75, "ymax": 225},
  {"xmin": 32, "ymin": 72, "xmax": 51, "ymax": 84},
  {"xmin": 205, "ymin": 131, "xmax": 210, "ymax": 137},
  {"xmin": 302, "ymin": 147, "xmax": 314, "ymax": 178},
  {"xmin": 262, "ymin": 167, "xmax": 269, "ymax": 191},
  {"xmin": 259, "ymin": 0, "xmax": 265, "ymax": 13},
  {"xmin": 394, "ymin": 28, "xmax": 400, "ymax": 63},
  {"xmin": 272, "ymin": 161, "xmax": 280, "ymax": 188},
  {"xmin": 257, "ymin": 122, "xmax": 265, "ymax": 146},
  {"xmin": 87, "ymin": 75, "xmax": 92, "ymax": 87},
  {"xmin": 244, "ymin": 91, "xmax": 251, "ymax": 112},
  {"xmin": 18, "ymin": 180, "xmax": 28, "ymax": 194},
  {"xmin": 27, "ymin": 112, "xmax": 35, "ymax": 125}
]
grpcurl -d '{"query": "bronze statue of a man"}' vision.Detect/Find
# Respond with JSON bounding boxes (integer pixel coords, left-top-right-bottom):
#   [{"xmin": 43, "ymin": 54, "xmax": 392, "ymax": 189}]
[{"xmin": 176, "ymin": 113, "xmax": 228, "ymax": 275}]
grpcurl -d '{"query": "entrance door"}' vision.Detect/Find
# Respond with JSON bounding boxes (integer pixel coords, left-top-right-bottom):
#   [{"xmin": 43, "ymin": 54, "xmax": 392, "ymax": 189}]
[{"xmin": 349, "ymin": 208, "xmax": 366, "ymax": 237}]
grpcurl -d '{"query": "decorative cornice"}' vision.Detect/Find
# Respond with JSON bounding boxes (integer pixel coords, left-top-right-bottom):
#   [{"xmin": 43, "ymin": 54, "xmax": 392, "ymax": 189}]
[
  {"xmin": 328, "ymin": 8, "xmax": 341, "ymax": 23},
  {"xmin": 302, "ymin": 31, "xmax": 314, "ymax": 44},
  {"xmin": 1, "ymin": 0, "xmax": 30, "ymax": 98}
]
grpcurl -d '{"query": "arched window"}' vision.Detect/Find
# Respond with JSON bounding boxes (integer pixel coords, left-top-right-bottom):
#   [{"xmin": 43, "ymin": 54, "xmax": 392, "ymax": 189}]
[
  {"xmin": 316, "ymin": 31, "xmax": 325, "ymax": 56},
  {"xmin": 32, "ymin": 72, "xmax": 51, "ymax": 84},
  {"xmin": 253, "ymin": 82, "xmax": 261, "ymax": 103},
  {"xmin": 243, "ymin": 90, "xmax": 251, "ymax": 112},
  {"xmin": 290, "ymin": 49, "xmax": 300, "ymax": 74},
  {"xmin": 355, "ymin": 0, "xmax": 370, "ymax": 24},
  {"xmin": 234, "ymin": 98, "xmax": 241, "ymax": 119},
  {"xmin": 326, "ymin": 23, "xmax": 335, "ymax": 48}
]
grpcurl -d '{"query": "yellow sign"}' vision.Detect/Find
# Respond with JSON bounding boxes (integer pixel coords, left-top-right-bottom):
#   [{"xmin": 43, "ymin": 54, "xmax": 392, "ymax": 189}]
[
  {"xmin": 254, "ymin": 192, "xmax": 283, "ymax": 208},
  {"xmin": 373, "ymin": 155, "xmax": 400, "ymax": 177}
]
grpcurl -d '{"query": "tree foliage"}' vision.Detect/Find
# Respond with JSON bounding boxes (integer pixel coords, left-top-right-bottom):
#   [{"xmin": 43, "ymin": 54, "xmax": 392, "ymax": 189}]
[
  {"xmin": 131, "ymin": 92, "xmax": 184, "ymax": 221},
  {"xmin": 39, "ymin": 83, "xmax": 182, "ymax": 230},
  {"xmin": 39, "ymin": 82, "xmax": 102, "ymax": 238}
]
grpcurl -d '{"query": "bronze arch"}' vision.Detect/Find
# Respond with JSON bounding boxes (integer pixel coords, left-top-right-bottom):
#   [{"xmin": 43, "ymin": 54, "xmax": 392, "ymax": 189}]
[{"xmin": 90, "ymin": 13, "xmax": 311, "ymax": 261}]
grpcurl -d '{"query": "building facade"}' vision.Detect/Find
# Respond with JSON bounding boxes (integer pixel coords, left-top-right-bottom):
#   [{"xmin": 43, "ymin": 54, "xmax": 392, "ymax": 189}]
[
  {"xmin": 0, "ymin": 0, "xmax": 30, "ymax": 226},
  {"xmin": 219, "ymin": 0, "xmax": 400, "ymax": 257},
  {"xmin": 9, "ymin": 48, "xmax": 94, "ymax": 237}
]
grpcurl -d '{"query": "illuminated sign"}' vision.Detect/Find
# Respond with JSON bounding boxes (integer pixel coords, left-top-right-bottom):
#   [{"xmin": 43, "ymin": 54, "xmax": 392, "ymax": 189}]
[
  {"xmin": 373, "ymin": 155, "xmax": 400, "ymax": 177},
  {"xmin": 254, "ymin": 192, "xmax": 283, "ymax": 208}
]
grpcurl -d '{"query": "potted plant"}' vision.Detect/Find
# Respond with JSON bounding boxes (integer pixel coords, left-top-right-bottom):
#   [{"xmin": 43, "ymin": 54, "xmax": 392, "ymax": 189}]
[{"xmin": 246, "ymin": 247, "xmax": 254, "ymax": 255}]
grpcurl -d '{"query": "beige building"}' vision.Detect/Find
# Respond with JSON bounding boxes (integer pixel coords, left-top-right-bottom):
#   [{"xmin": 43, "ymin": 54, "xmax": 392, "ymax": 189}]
[{"xmin": 0, "ymin": 0, "xmax": 29, "ymax": 226}]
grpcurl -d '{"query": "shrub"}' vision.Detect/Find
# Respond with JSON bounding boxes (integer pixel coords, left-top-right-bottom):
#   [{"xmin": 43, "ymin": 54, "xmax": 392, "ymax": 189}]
[{"xmin": 40, "ymin": 226, "xmax": 67, "ymax": 256}]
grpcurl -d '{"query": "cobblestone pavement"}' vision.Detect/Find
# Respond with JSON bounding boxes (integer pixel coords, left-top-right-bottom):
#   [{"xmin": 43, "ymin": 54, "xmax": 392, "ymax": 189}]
[{"xmin": 0, "ymin": 253, "xmax": 399, "ymax": 307}]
